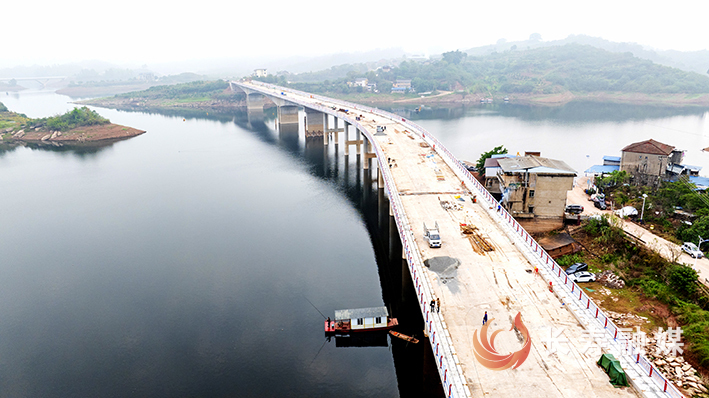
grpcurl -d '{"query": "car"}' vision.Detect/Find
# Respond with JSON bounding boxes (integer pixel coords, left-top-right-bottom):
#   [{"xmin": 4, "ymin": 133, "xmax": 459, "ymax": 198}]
[
  {"xmin": 565, "ymin": 204, "xmax": 584, "ymax": 214},
  {"xmin": 569, "ymin": 271, "xmax": 596, "ymax": 283},
  {"xmin": 681, "ymin": 242, "xmax": 704, "ymax": 258},
  {"xmin": 594, "ymin": 199, "xmax": 607, "ymax": 210},
  {"xmin": 565, "ymin": 262, "xmax": 588, "ymax": 275}
]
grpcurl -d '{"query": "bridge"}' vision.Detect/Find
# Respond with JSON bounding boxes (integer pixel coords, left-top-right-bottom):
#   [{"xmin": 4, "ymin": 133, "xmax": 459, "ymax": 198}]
[
  {"xmin": 0, "ymin": 76, "xmax": 68, "ymax": 89},
  {"xmin": 230, "ymin": 80, "xmax": 685, "ymax": 398}
]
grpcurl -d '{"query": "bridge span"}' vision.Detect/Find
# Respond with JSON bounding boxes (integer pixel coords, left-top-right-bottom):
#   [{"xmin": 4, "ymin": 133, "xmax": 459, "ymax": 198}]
[{"xmin": 230, "ymin": 80, "xmax": 683, "ymax": 398}]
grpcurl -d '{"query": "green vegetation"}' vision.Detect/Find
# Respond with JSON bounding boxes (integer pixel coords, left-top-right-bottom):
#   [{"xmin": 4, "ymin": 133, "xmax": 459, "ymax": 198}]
[
  {"xmin": 116, "ymin": 80, "xmax": 230, "ymax": 100},
  {"xmin": 573, "ymin": 214, "xmax": 709, "ymax": 367},
  {"xmin": 475, "ymin": 145, "xmax": 508, "ymax": 176},
  {"xmin": 38, "ymin": 107, "xmax": 109, "ymax": 132},
  {"xmin": 0, "ymin": 104, "xmax": 108, "ymax": 133},
  {"xmin": 259, "ymin": 44, "xmax": 709, "ymax": 98},
  {"xmin": 0, "ymin": 101, "xmax": 31, "ymax": 131},
  {"xmin": 597, "ymin": 177, "xmax": 709, "ymax": 246}
]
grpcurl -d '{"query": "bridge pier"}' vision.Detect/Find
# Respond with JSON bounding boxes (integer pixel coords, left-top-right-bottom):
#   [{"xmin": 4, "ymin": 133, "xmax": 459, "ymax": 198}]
[
  {"xmin": 305, "ymin": 108, "xmax": 324, "ymax": 137},
  {"xmin": 277, "ymin": 105, "xmax": 299, "ymax": 131},
  {"xmin": 246, "ymin": 92, "xmax": 265, "ymax": 113},
  {"xmin": 363, "ymin": 134, "xmax": 369, "ymax": 170},
  {"xmin": 323, "ymin": 115, "xmax": 329, "ymax": 145}
]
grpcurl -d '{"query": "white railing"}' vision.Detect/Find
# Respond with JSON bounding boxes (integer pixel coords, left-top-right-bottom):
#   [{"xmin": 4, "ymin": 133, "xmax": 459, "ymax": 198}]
[{"xmin": 232, "ymin": 80, "xmax": 684, "ymax": 398}]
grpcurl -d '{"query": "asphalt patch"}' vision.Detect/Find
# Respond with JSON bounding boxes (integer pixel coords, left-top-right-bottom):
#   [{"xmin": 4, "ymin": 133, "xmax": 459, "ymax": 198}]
[{"xmin": 424, "ymin": 256, "xmax": 460, "ymax": 284}]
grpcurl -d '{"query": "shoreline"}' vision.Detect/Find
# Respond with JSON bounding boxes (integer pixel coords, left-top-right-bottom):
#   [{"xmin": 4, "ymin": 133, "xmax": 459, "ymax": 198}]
[
  {"xmin": 1, "ymin": 123, "xmax": 146, "ymax": 147},
  {"xmin": 80, "ymin": 90, "xmax": 709, "ymax": 114}
]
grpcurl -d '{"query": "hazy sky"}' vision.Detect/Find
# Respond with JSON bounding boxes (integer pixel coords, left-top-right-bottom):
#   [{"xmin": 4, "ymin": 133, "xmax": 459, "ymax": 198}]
[{"xmin": 4, "ymin": 0, "xmax": 707, "ymax": 69}]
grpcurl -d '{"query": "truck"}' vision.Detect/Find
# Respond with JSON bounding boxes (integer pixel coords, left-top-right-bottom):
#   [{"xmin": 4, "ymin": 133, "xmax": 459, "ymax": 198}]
[{"xmin": 423, "ymin": 221, "xmax": 442, "ymax": 248}]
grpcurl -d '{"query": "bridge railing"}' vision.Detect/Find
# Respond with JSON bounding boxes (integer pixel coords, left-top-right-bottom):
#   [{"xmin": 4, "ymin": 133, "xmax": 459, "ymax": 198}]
[
  {"xmin": 235, "ymin": 80, "xmax": 684, "ymax": 398},
  {"xmin": 393, "ymin": 115, "xmax": 684, "ymax": 398},
  {"xmin": 233, "ymin": 81, "xmax": 472, "ymax": 398}
]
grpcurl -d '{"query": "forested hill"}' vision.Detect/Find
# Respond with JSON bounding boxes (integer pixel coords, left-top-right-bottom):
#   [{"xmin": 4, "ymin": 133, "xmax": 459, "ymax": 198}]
[{"xmin": 270, "ymin": 44, "xmax": 709, "ymax": 97}]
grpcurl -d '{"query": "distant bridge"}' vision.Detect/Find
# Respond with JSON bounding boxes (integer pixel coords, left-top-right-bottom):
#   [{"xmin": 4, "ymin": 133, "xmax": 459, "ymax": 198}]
[
  {"xmin": 230, "ymin": 80, "xmax": 685, "ymax": 398},
  {"xmin": 0, "ymin": 76, "xmax": 68, "ymax": 89}
]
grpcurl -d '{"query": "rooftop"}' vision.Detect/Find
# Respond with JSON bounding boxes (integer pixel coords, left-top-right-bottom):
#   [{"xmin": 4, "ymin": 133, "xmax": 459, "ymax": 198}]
[
  {"xmin": 497, "ymin": 156, "xmax": 576, "ymax": 175},
  {"xmin": 621, "ymin": 139, "xmax": 674, "ymax": 156},
  {"xmin": 585, "ymin": 165, "xmax": 620, "ymax": 174},
  {"xmin": 335, "ymin": 306, "xmax": 389, "ymax": 320}
]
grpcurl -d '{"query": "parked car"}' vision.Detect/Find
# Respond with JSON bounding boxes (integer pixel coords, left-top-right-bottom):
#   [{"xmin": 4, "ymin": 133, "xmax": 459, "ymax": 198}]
[
  {"xmin": 594, "ymin": 199, "xmax": 607, "ymax": 210},
  {"xmin": 565, "ymin": 204, "xmax": 584, "ymax": 214},
  {"xmin": 681, "ymin": 242, "xmax": 704, "ymax": 258},
  {"xmin": 569, "ymin": 271, "xmax": 596, "ymax": 283},
  {"xmin": 565, "ymin": 262, "xmax": 588, "ymax": 275}
]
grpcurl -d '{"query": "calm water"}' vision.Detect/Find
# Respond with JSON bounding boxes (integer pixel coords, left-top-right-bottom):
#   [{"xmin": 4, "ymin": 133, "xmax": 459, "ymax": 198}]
[
  {"xmin": 403, "ymin": 102, "xmax": 709, "ymax": 174},
  {"xmin": 2, "ymin": 91, "xmax": 708, "ymax": 397},
  {"xmin": 0, "ymin": 91, "xmax": 438, "ymax": 398}
]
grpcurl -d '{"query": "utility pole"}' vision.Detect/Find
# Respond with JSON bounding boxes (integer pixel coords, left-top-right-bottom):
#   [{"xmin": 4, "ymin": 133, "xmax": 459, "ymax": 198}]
[
  {"xmin": 640, "ymin": 194, "xmax": 648, "ymax": 223},
  {"xmin": 698, "ymin": 235, "xmax": 709, "ymax": 249}
]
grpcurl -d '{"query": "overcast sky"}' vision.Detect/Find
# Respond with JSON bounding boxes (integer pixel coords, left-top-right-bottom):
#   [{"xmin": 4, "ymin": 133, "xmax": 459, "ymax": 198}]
[{"xmin": 4, "ymin": 0, "xmax": 707, "ymax": 69}]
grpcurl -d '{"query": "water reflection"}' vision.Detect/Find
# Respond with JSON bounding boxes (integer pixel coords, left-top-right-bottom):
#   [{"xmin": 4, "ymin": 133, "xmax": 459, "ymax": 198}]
[
  {"xmin": 0, "ymin": 140, "xmax": 118, "ymax": 158},
  {"xmin": 387, "ymin": 101, "xmax": 709, "ymax": 123},
  {"xmin": 232, "ymin": 110, "xmax": 444, "ymax": 398}
]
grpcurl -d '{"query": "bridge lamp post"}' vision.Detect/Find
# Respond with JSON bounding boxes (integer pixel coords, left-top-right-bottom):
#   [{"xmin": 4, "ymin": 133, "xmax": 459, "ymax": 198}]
[{"xmin": 639, "ymin": 194, "xmax": 648, "ymax": 223}]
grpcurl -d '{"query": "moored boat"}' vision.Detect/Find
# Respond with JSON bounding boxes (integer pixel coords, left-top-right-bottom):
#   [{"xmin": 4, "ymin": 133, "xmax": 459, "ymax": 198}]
[
  {"xmin": 389, "ymin": 330, "xmax": 419, "ymax": 344},
  {"xmin": 325, "ymin": 306, "xmax": 397, "ymax": 334}
]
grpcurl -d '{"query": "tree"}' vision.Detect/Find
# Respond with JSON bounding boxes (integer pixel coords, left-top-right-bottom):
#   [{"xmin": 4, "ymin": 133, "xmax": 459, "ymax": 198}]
[
  {"xmin": 442, "ymin": 50, "xmax": 467, "ymax": 65},
  {"xmin": 530, "ymin": 33, "xmax": 542, "ymax": 41},
  {"xmin": 668, "ymin": 264, "xmax": 698, "ymax": 296},
  {"xmin": 476, "ymin": 145, "xmax": 508, "ymax": 176}
]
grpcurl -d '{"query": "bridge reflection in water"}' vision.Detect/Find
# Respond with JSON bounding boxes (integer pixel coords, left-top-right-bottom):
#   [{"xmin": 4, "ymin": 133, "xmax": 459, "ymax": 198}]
[{"xmin": 233, "ymin": 109, "xmax": 445, "ymax": 398}]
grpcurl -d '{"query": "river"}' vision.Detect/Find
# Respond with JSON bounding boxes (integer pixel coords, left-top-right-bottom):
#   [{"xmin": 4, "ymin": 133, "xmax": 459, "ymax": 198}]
[{"xmin": 1, "ymin": 91, "xmax": 708, "ymax": 397}]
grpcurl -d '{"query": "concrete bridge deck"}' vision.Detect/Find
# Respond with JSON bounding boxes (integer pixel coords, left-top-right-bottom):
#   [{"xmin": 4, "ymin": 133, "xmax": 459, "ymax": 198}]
[{"xmin": 230, "ymin": 80, "xmax": 683, "ymax": 398}]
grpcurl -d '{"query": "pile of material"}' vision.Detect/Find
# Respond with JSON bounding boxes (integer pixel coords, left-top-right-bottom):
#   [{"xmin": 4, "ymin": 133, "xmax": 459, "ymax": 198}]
[
  {"xmin": 460, "ymin": 223, "xmax": 494, "ymax": 254},
  {"xmin": 640, "ymin": 332, "xmax": 709, "ymax": 396},
  {"xmin": 440, "ymin": 200, "xmax": 462, "ymax": 211},
  {"xmin": 604, "ymin": 310, "xmax": 649, "ymax": 327},
  {"xmin": 596, "ymin": 270, "xmax": 626, "ymax": 289}
]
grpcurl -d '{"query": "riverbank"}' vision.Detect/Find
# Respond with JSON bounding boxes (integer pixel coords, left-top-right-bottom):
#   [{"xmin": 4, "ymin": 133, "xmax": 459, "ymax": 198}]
[
  {"xmin": 1, "ymin": 123, "xmax": 146, "ymax": 149},
  {"xmin": 4, "ymin": 123, "xmax": 145, "ymax": 143},
  {"xmin": 330, "ymin": 91, "xmax": 709, "ymax": 107}
]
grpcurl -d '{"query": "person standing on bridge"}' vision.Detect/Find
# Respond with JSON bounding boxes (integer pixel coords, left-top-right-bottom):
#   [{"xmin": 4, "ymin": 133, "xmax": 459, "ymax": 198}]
[
  {"xmin": 436, "ymin": 298, "xmax": 440, "ymax": 313},
  {"xmin": 482, "ymin": 311, "xmax": 488, "ymax": 326},
  {"xmin": 430, "ymin": 299, "xmax": 435, "ymax": 313}
]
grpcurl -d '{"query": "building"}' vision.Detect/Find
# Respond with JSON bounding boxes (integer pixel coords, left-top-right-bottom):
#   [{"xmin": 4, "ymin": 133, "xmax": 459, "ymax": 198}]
[
  {"xmin": 620, "ymin": 139, "xmax": 683, "ymax": 187},
  {"xmin": 585, "ymin": 155, "xmax": 621, "ymax": 177},
  {"xmin": 391, "ymin": 79, "xmax": 412, "ymax": 93},
  {"xmin": 483, "ymin": 154, "xmax": 515, "ymax": 200},
  {"xmin": 496, "ymin": 156, "xmax": 576, "ymax": 231},
  {"xmin": 354, "ymin": 78, "xmax": 368, "ymax": 87},
  {"xmin": 253, "ymin": 69, "xmax": 267, "ymax": 78},
  {"xmin": 538, "ymin": 232, "xmax": 581, "ymax": 259}
]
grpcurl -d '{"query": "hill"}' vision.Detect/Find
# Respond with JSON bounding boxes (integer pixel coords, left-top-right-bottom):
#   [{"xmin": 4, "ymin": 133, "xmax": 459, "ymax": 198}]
[
  {"xmin": 466, "ymin": 35, "xmax": 709, "ymax": 75},
  {"xmin": 267, "ymin": 44, "xmax": 709, "ymax": 105}
]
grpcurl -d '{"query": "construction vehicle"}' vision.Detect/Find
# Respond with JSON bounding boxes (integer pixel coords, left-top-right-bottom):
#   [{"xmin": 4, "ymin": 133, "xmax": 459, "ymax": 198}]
[{"xmin": 423, "ymin": 221, "xmax": 442, "ymax": 248}]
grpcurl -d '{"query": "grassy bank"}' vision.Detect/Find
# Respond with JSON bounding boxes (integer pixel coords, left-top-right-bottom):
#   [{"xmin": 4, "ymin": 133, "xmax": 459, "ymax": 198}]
[{"xmin": 564, "ymin": 216, "xmax": 709, "ymax": 369}]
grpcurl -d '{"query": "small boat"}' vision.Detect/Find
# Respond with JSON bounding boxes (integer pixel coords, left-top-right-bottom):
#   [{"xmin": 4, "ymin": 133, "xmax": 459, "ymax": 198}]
[
  {"xmin": 389, "ymin": 330, "xmax": 419, "ymax": 344},
  {"xmin": 325, "ymin": 306, "xmax": 398, "ymax": 335}
]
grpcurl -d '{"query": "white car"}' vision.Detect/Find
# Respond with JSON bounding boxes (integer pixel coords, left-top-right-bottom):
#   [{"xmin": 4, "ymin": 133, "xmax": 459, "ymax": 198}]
[
  {"xmin": 569, "ymin": 271, "xmax": 596, "ymax": 283},
  {"xmin": 681, "ymin": 242, "xmax": 704, "ymax": 258}
]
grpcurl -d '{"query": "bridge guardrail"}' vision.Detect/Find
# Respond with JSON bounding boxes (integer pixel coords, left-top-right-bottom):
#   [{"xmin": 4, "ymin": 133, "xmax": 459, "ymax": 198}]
[
  {"xmin": 396, "ymin": 115, "xmax": 684, "ymax": 398},
  {"xmin": 233, "ymin": 81, "xmax": 471, "ymax": 398},
  {"xmin": 235, "ymin": 80, "xmax": 684, "ymax": 398}
]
